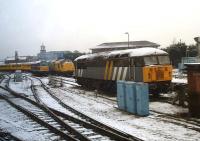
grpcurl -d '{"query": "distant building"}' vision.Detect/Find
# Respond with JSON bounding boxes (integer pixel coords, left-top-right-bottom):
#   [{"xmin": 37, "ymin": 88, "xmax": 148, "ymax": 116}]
[
  {"xmin": 5, "ymin": 56, "xmax": 37, "ymax": 64},
  {"xmin": 37, "ymin": 44, "xmax": 65, "ymax": 61},
  {"xmin": 0, "ymin": 61, "xmax": 4, "ymax": 65},
  {"xmin": 90, "ymin": 40, "xmax": 160, "ymax": 53},
  {"xmin": 38, "ymin": 44, "xmax": 46, "ymax": 60},
  {"xmin": 4, "ymin": 50, "xmax": 37, "ymax": 64}
]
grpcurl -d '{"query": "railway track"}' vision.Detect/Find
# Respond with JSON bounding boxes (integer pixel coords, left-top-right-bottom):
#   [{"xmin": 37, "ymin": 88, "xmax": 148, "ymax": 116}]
[
  {"xmin": 52, "ymin": 76, "xmax": 187, "ymax": 106},
  {"xmin": 88, "ymin": 92, "xmax": 200, "ymax": 131},
  {"xmin": 8, "ymin": 74, "xmax": 200, "ymax": 140},
  {"xmin": 32, "ymin": 77, "xmax": 142, "ymax": 141},
  {"xmin": 1, "ymin": 75, "xmax": 141, "ymax": 141},
  {"xmin": 0, "ymin": 95, "xmax": 63, "ymax": 141},
  {"xmin": 46, "ymin": 77, "xmax": 200, "ymax": 133},
  {"xmin": 0, "ymin": 90, "xmax": 77, "ymax": 141},
  {"xmin": 49, "ymin": 76, "xmax": 78, "ymax": 86},
  {"xmin": 50, "ymin": 76, "xmax": 76, "ymax": 83},
  {"xmin": 1, "ymin": 77, "xmax": 83, "ymax": 140},
  {"xmin": 0, "ymin": 130, "xmax": 22, "ymax": 141},
  {"xmin": 0, "ymin": 77, "xmax": 5, "ymax": 84}
]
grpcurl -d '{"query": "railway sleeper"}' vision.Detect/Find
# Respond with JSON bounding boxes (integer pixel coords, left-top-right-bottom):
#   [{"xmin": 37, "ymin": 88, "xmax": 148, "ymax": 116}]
[
  {"xmin": 50, "ymin": 108, "xmax": 137, "ymax": 141},
  {"xmin": 88, "ymin": 134, "xmax": 104, "ymax": 139},
  {"xmin": 32, "ymin": 77, "xmax": 142, "ymax": 141},
  {"xmin": 33, "ymin": 127, "xmax": 48, "ymax": 131},
  {"xmin": 75, "ymin": 127, "xmax": 87, "ymax": 132},
  {"xmin": 82, "ymin": 131, "xmax": 95, "ymax": 135},
  {"xmin": 0, "ymin": 95, "xmax": 77, "ymax": 141},
  {"xmin": 30, "ymin": 80, "xmax": 92, "ymax": 141}
]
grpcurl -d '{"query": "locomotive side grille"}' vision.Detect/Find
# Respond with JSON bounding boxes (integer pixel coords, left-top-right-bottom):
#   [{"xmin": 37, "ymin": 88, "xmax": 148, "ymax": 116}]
[
  {"xmin": 156, "ymin": 68, "xmax": 164, "ymax": 80},
  {"xmin": 143, "ymin": 65, "xmax": 172, "ymax": 82}
]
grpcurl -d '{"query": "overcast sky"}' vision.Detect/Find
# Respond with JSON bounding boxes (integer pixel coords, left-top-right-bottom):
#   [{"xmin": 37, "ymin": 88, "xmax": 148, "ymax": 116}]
[{"xmin": 0, "ymin": 0, "xmax": 200, "ymax": 59}]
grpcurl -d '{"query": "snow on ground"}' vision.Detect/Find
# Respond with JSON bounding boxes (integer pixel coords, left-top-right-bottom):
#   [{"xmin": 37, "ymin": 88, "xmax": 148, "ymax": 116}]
[
  {"xmin": 35, "ymin": 86, "xmax": 75, "ymax": 116},
  {"xmin": 172, "ymin": 69, "xmax": 187, "ymax": 84},
  {"xmin": 172, "ymin": 77, "xmax": 187, "ymax": 84},
  {"xmin": 47, "ymin": 85, "xmax": 200, "ymax": 141},
  {"xmin": 9, "ymin": 78, "xmax": 32, "ymax": 96},
  {"xmin": 150, "ymin": 102, "xmax": 188, "ymax": 114},
  {"xmin": 0, "ymin": 99, "xmax": 50, "ymax": 141},
  {"xmin": 7, "ymin": 76, "xmax": 200, "ymax": 141},
  {"xmin": 40, "ymin": 77, "xmax": 49, "ymax": 85}
]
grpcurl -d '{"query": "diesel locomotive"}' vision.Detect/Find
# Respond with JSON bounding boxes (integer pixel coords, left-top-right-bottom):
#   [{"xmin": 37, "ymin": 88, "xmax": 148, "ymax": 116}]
[
  {"xmin": 74, "ymin": 47, "xmax": 172, "ymax": 94},
  {"xmin": 31, "ymin": 61, "xmax": 49, "ymax": 75},
  {"xmin": 49, "ymin": 59, "xmax": 75, "ymax": 76},
  {"xmin": 0, "ymin": 59, "xmax": 75, "ymax": 76}
]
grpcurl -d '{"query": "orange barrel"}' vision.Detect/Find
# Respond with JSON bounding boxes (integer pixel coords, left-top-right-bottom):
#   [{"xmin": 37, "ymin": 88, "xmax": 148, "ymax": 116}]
[{"xmin": 185, "ymin": 63, "xmax": 200, "ymax": 117}]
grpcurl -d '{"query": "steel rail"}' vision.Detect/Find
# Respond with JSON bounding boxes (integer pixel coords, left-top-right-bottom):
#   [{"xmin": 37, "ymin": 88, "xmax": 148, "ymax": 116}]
[
  {"xmin": 50, "ymin": 108, "xmax": 134, "ymax": 141},
  {"xmin": 25, "ymin": 77, "xmax": 136, "ymax": 141},
  {"xmin": 0, "ymin": 131, "xmax": 23, "ymax": 141},
  {"xmin": 31, "ymin": 84, "xmax": 91, "ymax": 141},
  {"xmin": 36, "ymin": 77, "xmax": 142, "ymax": 141},
  {"xmin": 53, "ymin": 78, "xmax": 79, "ymax": 86},
  {"xmin": 5, "ymin": 77, "xmax": 90, "ymax": 141},
  {"xmin": 0, "ymin": 94, "xmax": 77, "ymax": 141}
]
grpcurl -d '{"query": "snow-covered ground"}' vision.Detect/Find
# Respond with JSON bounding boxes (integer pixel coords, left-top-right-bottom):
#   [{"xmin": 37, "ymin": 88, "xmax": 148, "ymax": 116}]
[
  {"xmin": 172, "ymin": 69, "xmax": 187, "ymax": 84},
  {"xmin": 3, "ymin": 75, "xmax": 200, "ymax": 141},
  {"xmin": 48, "ymin": 85, "xmax": 200, "ymax": 141},
  {"xmin": 9, "ymin": 78, "xmax": 32, "ymax": 96},
  {"xmin": 0, "ymin": 99, "xmax": 53, "ymax": 141}
]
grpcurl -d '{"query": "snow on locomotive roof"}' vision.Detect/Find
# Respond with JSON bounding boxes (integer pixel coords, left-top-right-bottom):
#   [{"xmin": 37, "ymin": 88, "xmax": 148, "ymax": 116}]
[
  {"xmin": 109, "ymin": 47, "xmax": 167, "ymax": 57},
  {"xmin": 74, "ymin": 52, "xmax": 108, "ymax": 61},
  {"xmin": 75, "ymin": 47, "xmax": 167, "ymax": 61},
  {"xmin": 7, "ymin": 61, "xmax": 41, "ymax": 65}
]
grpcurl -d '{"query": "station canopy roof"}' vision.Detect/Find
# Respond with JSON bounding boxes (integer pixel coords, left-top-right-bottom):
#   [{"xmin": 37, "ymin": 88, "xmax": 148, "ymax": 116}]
[{"xmin": 90, "ymin": 40, "xmax": 160, "ymax": 50}]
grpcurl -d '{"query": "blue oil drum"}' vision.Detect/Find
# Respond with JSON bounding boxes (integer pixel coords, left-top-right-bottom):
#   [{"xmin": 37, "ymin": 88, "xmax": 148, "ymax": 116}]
[
  {"xmin": 135, "ymin": 82, "xmax": 149, "ymax": 116},
  {"xmin": 117, "ymin": 81, "xmax": 126, "ymax": 110},
  {"xmin": 125, "ymin": 81, "xmax": 137, "ymax": 114}
]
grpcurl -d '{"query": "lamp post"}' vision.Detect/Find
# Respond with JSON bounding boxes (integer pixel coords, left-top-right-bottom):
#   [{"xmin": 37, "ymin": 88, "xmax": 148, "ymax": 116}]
[{"xmin": 125, "ymin": 32, "xmax": 129, "ymax": 48}]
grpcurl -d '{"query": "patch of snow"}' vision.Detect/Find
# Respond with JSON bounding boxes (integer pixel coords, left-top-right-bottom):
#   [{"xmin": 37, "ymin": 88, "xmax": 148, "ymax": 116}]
[
  {"xmin": 50, "ymin": 87, "xmax": 200, "ymax": 141},
  {"xmin": 40, "ymin": 77, "xmax": 49, "ymax": 85},
  {"xmin": 0, "ymin": 100, "xmax": 50, "ymax": 141},
  {"xmin": 35, "ymin": 86, "xmax": 75, "ymax": 116},
  {"xmin": 150, "ymin": 102, "xmax": 188, "ymax": 114},
  {"xmin": 172, "ymin": 77, "xmax": 187, "ymax": 84},
  {"xmin": 109, "ymin": 47, "xmax": 167, "ymax": 57},
  {"xmin": 8, "ymin": 75, "xmax": 200, "ymax": 141},
  {"xmin": 9, "ymin": 79, "xmax": 32, "ymax": 96},
  {"xmin": 75, "ymin": 47, "xmax": 168, "ymax": 61}
]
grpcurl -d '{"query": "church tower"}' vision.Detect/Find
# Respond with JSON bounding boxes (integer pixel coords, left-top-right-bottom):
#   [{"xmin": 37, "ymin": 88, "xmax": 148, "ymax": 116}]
[
  {"xmin": 40, "ymin": 43, "xmax": 46, "ymax": 53},
  {"xmin": 38, "ymin": 43, "xmax": 47, "ymax": 60}
]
